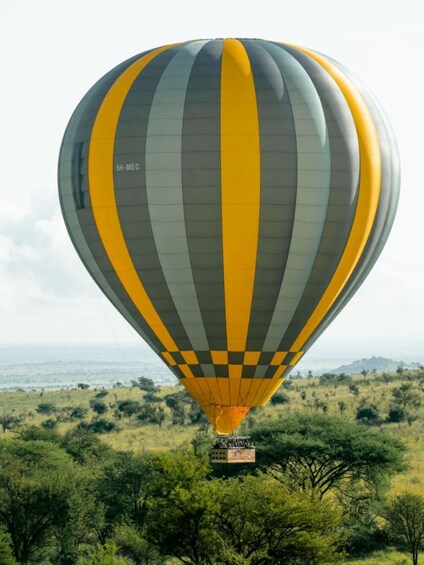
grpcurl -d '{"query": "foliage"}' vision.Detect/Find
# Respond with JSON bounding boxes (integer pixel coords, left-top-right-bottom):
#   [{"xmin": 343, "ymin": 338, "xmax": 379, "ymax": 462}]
[
  {"xmin": 384, "ymin": 493, "xmax": 424, "ymax": 565},
  {"xmin": 137, "ymin": 403, "xmax": 165, "ymax": 427},
  {"xmin": 132, "ymin": 377, "xmax": 158, "ymax": 393},
  {"xmin": 0, "ymin": 530, "xmax": 17, "ymax": 565},
  {"xmin": 77, "ymin": 542, "xmax": 128, "ymax": 564},
  {"xmin": 270, "ymin": 391, "xmax": 290, "ymax": 404},
  {"xmin": 98, "ymin": 451, "xmax": 155, "ymax": 531},
  {"xmin": 387, "ymin": 404, "xmax": 406, "ymax": 423},
  {"xmin": 36, "ymin": 401, "xmax": 57, "ymax": 415},
  {"xmin": 0, "ymin": 414, "xmax": 23, "ymax": 433},
  {"xmin": 250, "ymin": 413, "xmax": 406, "ymax": 498},
  {"xmin": 61, "ymin": 427, "xmax": 113, "ymax": 465},
  {"xmin": 356, "ymin": 404, "xmax": 381, "ymax": 426},
  {"xmin": 70, "ymin": 405, "xmax": 89, "ymax": 419},
  {"xmin": 112, "ymin": 525, "xmax": 165, "ymax": 564},
  {"xmin": 41, "ymin": 417, "xmax": 58, "ymax": 429},
  {"xmin": 391, "ymin": 384, "xmax": 421, "ymax": 410},
  {"xmin": 78, "ymin": 418, "xmax": 119, "ymax": 434},
  {"xmin": 0, "ymin": 439, "xmax": 99, "ymax": 563},
  {"xmin": 115, "ymin": 399, "xmax": 142, "ymax": 418},
  {"xmin": 90, "ymin": 399, "xmax": 109, "ymax": 415},
  {"xmin": 320, "ymin": 373, "xmax": 352, "ymax": 386},
  {"xmin": 147, "ymin": 474, "xmax": 345, "ymax": 564}
]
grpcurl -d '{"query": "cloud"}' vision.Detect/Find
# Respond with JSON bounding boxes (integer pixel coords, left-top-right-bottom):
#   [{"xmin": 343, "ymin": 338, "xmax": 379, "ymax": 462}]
[{"xmin": 0, "ymin": 177, "xmax": 92, "ymax": 314}]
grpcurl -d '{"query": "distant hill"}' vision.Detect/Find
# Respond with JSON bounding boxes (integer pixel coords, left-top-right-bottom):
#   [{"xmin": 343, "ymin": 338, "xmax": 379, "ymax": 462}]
[{"xmin": 330, "ymin": 356, "xmax": 422, "ymax": 374}]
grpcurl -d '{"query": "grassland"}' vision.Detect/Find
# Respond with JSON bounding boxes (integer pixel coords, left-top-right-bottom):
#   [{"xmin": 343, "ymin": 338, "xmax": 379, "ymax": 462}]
[{"xmin": 1, "ymin": 368, "xmax": 424, "ymax": 564}]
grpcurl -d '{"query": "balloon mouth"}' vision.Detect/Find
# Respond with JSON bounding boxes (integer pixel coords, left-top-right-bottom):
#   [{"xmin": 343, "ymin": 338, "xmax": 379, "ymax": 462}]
[{"xmin": 203, "ymin": 405, "xmax": 250, "ymax": 434}]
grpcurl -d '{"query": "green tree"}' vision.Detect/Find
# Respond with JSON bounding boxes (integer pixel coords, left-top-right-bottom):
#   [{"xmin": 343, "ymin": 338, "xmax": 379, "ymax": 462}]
[
  {"xmin": 215, "ymin": 475, "xmax": 345, "ymax": 564},
  {"xmin": 349, "ymin": 383, "xmax": 360, "ymax": 397},
  {"xmin": 146, "ymin": 475, "xmax": 345, "ymax": 564},
  {"xmin": 61, "ymin": 427, "xmax": 113, "ymax": 465},
  {"xmin": 0, "ymin": 530, "xmax": 17, "ymax": 565},
  {"xmin": 384, "ymin": 493, "xmax": 424, "ymax": 565},
  {"xmin": 392, "ymin": 383, "xmax": 421, "ymax": 410},
  {"xmin": 338, "ymin": 400, "xmax": 347, "ymax": 416},
  {"xmin": 149, "ymin": 406, "xmax": 166, "ymax": 428},
  {"xmin": 113, "ymin": 525, "xmax": 165, "ymax": 564},
  {"xmin": 98, "ymin": 452, "xmax": 155, "ymax": 531},
  {"xmin": 146, "ymin": 480, "xmax": 220, "ymax": 564},
  {"xmin": 250, "ymin": 414, "xmax": 406, "ymax": 498},
  {"xmin": 0, "ymin": 439, "xmax": 98, "ymax": 563},
  {"xmin": 0, "ymin": 414, "xmax": 23, "ymax": 434},
  {"xmin": 77, "ymin": 542, "xmax": 127, "ymax": 565}
]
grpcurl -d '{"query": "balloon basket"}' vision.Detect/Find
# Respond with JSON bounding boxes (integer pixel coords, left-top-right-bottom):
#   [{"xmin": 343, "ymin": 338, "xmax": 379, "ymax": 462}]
[{"xmin": 210, "ymin": 434, "xmax": 255, "ymax": 464}]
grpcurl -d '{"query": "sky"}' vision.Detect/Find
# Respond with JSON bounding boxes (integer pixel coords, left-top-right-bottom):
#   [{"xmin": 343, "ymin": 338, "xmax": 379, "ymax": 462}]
[{"xmin": 0, "ymin": 0, "xmax": 423, "ymax": 357}]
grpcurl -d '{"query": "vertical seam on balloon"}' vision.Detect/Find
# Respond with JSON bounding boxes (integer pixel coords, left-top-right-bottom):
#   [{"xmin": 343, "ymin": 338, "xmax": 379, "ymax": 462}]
[
  {"xmin": 271, "ymin": 42, "xmax": 360, "ymax": 352},
  {"xmin": 58, "ymin": 54, "xmax": 165, "ymax": 354},
  {"xmin": 88, "ymin": 44, "xmax": 182, "ymax": 355},
  {"xmin": 220, "ymin": 38, "xmax": 261, "ymax": 352},
  {"xmin": 259, "ymin": 41, "xmax": 332, "ymax": 353},
  {"xmin": 301, "ymin": 62, "xmax": 399, "ymax": 351},
  {"xmin": 286, "ymin": 45, "xmax": 381, "ymax": 351},
  {"xmin": 145, "ymin": 40, "xmax": 210, "ymax": 352}
]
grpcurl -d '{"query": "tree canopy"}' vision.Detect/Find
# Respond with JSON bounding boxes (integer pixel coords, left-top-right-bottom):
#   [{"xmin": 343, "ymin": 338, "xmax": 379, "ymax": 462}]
[{"xmin": 250, "ymin": 413, "xmax": 406, "ymax": 497}]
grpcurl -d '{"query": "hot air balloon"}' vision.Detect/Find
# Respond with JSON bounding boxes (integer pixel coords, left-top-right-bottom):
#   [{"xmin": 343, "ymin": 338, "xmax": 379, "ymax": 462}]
[{"xmin": 58, "ymin": 39, "xmax": 400, "ymax": 440}]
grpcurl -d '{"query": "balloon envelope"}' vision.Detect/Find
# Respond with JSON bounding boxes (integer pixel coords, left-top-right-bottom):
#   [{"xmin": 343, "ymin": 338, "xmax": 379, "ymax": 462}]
[{"xmin": 58, "ymin": 39, "xmax": 400, "ymax": 433}]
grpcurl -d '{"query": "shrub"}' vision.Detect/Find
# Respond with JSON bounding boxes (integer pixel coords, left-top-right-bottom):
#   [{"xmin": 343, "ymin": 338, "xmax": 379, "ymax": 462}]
[
  {"xmin": 387, "ymin": 404, "xmax": 406, "ymax": 423},
  {"xmin": 356, "ymin": 404, "xmax": 381, "ymax": 426},
  {"xmin": 41, "ymin": 418, "xmax": 58, "ymax": 430},
  {"xmin": 69, "ymin": 406, "xmax": 88, "ymax": 420},
  {"xmin": 270, "ymin": 392, "xmax": 290, "ymax": 405},
  {"xmin": 116, "ymin": 400, "xmax": 142, "ymax": 418},
  {"xmin": 90, "ymin": 399, "xmax": 109, "ymax": 415},
  {"xmin": 36, "ymin": 402, "xmax": 57, "ymax": 415},
  {"xmin": 77, "ymin": 419, "xmax": 118, "ymax": 434}
]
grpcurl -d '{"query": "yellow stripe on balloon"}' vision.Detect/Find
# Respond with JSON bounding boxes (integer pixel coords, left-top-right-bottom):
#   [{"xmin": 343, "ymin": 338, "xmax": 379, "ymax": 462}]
[
  {"xmin": 287, "ymin": 45, "xmax": 381, "ymax": 351},
  {"xmin": 221, "ymin": 39, "xmax": 261, "ymax": 352},
  {"xmin": 88, "ymin": 44, "xmax": 181, "ymax": 354}
]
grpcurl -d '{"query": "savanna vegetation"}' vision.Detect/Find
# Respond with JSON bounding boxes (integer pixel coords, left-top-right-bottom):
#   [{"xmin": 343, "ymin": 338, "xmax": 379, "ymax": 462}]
[{"xmin": 0, "ymin": 367, "xmax": 424, "ymax": 563}]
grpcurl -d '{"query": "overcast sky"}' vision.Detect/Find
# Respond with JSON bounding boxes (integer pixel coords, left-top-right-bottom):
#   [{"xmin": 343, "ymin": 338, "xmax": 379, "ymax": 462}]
[{"xmin": 0, "ymin": 0, "xmax": 423, "ymax": 355}]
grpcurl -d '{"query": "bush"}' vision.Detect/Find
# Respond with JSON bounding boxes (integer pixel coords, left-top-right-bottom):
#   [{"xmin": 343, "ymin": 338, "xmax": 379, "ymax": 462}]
[
  {"xmin": 387, "ymin": 404, "xmax": 406, "ymax": 423},
  {"xmin": 270, "ymin": 392, "xmax": 290, "ymax": 405},
  {"xmin": 133, "ymin": 377, "xmax": 158, "ymax": 393},
  {"xmin": 115, "ymin": 400, "xmax": 142, "ymax": 418},
  {"xmin": 69, "ymin": 406, "xmax": 88, "ymax": 420},
  {"xmin": 36, "ymin": 402, "xmax": 57, "ymax": 415},
  {"xmin": 77, "ymin": 419, "xmax": 118, "ymax": 434},
  {"xmin": 90, "ymin": 399, "xmax": 109, "ymax": 415},
  {"xmin": 356, "ymin": 404, "xmax": 381, "ymax": 426},
  {"xmin": 41, "ymin": 418, "xmax": 58, "ymax": 430}
]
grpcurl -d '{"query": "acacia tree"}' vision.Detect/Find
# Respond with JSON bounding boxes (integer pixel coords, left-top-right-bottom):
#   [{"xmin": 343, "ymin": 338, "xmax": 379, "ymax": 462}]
[
  {"xmin": 384, "ymin": 493, "xmax": 424, "ymax": 565},
  {"xmin": 250, "ymin": 413, "xmax": 406, "ymax": 498}
]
